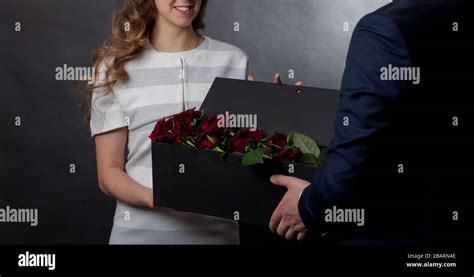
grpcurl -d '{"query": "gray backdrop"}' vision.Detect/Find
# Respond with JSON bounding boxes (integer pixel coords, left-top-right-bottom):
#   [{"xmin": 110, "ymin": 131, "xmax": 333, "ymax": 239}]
[{"xmin": 0, "ymin": 0, "xmax": 388, "ymax": 244}]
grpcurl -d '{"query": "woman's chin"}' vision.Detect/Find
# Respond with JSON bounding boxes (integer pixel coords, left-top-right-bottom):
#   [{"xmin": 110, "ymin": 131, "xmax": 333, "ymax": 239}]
[{"xmin": 172, "ymin": 21, "xmax": 195, "ymax": 29}]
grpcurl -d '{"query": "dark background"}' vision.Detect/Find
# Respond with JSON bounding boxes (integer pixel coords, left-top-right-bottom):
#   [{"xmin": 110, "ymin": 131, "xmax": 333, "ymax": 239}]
[{"xmin": 0, "ymin": 0, "xmax": 388, "ymax": 244}]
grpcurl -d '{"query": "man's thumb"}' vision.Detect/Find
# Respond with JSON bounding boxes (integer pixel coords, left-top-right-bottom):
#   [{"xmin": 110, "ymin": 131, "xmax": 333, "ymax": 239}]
[{"xmin": 270, "ymin": 175, "xmax": 295, "ymax": 187}]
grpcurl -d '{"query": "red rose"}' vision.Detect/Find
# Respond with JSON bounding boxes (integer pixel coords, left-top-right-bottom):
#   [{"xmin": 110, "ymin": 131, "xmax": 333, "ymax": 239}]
[
  {"xmin": 195, "ymin": 133, "xmax": 219, "ymax": 149},
  {"xmin": 197, "ymin": 115, "xmax": 219, "ymax": 133},
  {"xmin": 218, "ymin": 127, "xmax": 232, "ymax": 136},
  {"xmin": 193, "ymin": 110, "xmax": 202, "ymax": 119},
  {"xmin": 172, "ymin": 116, "xmax": 182, "ymax": 129},
  {"xmin": 167, "ymin": 121, "xmax": 193, "ymax": 145},
  {"xmin": 149, "ymin": 118, "xmax": 172, "ymax": 141},
  {"xmin": 267, "ymin": 132, "xmax": 287, "ymax": 149},
  {"xmin": 275, "ymin": 148, "xmax": 301, "ymax": 161},
  {"xmin": 167, "ymin": 129, "xmax": 182, "ymax": 145},
  {"xmin": 227, "ymin": 130, "xmax": 249, "ymax": 153},
  {"xmin": 178, "ymin": 107, "xmax": 201, "ymax": 126},
  {"xmin": 248, "ymin": 129, "xmax": 265, "ymax": 142},
  {"xmin": 168, "ymin": 126, "xmax": 192, "ymax": 145}
]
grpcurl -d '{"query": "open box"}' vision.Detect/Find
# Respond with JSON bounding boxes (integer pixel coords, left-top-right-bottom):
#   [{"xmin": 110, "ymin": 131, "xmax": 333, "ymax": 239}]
[{"xmin": 152, "ymin": 78, "xmax": 340, "ymax": 226}]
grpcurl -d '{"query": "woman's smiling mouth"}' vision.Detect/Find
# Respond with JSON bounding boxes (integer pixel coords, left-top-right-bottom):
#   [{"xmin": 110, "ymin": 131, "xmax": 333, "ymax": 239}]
[{"xmin": 174, "ymin": 5, "xmax": 194, "ymax": 15}]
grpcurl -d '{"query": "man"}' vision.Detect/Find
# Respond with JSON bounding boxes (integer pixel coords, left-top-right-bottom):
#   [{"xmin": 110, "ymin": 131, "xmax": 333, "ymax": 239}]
[{"xmin": 270, "ymin": 0, "xmax": 473, "ymax": 243}]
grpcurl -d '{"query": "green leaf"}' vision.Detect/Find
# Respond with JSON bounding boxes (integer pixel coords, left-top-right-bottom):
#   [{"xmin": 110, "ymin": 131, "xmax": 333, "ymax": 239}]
[
  {"xmin": 288, "ymin": 132, "xmax": 320, "ymax": 158},
  {"xmin": 319, "ymin": 147, "xmax": 327, "ymax": 162},
  {"xmin": 242, "ymin": 148, "xmax": 269, "ymax": 166},
  {"xmin": 298, "ymin": 153, "xmax": 319, "ymax": 165},
  {"xmin": 184, "ymin": 139, "xmax": 196, "ymax": 148},
  {"xmin": 207, "ymin": 135, "xmax": 217, "ymax": 145},
  {"xmin": 262, "ymin": 153, "xmax": 274, "ymax": 159},
  {"xmin": 213, "ymin": 146, "xmax": 225, "ymax": 153}
]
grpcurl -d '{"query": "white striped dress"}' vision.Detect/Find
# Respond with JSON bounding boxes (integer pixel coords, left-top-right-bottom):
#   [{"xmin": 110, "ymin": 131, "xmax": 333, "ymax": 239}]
[{"xmin": 90, "ymin": 36, "xmax": 252, "ymax": 244}]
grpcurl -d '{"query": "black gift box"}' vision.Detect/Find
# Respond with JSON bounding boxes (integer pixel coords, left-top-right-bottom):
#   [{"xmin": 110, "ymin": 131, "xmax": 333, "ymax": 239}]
[{"xmin": 152, "ymin": 78, "xmax": 340, "ymax": 226}]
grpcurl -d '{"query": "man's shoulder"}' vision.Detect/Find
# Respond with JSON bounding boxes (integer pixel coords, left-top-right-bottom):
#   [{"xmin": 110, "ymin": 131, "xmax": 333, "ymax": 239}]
[
  {"xmin": 357, "ymin": 0, "xmax": 419, "ymax": 30},
  {"xmin": 370, "ymin": 0, "xmax": 420, "ymax": 18},
  {"xmin": 365, "ymin": 0, "xmax": 461, "ymax": 29},
  {"xmin": 356, "ymin": 1, "xmax": 403, "ymax": 29}
]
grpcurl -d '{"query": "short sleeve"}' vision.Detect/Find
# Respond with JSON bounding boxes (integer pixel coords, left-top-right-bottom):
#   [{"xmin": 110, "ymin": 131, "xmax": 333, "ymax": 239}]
[{"xmin": 89, "ymin": 65, "xmax": 128, "ymax": 137}]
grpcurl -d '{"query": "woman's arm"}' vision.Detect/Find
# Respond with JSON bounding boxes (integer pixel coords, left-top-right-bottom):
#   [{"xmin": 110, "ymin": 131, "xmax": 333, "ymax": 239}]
[{"xmin": 94, "ymin": 127, "xmax": 154, "ymax": 208}]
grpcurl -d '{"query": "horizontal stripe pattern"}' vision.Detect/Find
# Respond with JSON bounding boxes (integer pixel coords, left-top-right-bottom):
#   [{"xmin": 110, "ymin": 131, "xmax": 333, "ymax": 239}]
[
  {"xmin": 109, "ymin": 224, "xmax": 239, "ymax": 245},
  {"xmin": 124, "ymin": 38, "xmax": 248, "ymax": 71},
  {"xmin": 125, "ymin": 67, "xmax": 183, "ymax": 88},
  {"xmin": 89, "ymin": 36, "xmax": 249, "ymax": 244},
  {"xmin": 125, "ymin": 50, "xmax": 249, "ymax": 70},
  {"xmin": 123, "ymin": 66, "xmax": 242, "ymax": 89},
  {"xmin": 124, "ymin": 101, "xmax": 203, "ymax": 130}
]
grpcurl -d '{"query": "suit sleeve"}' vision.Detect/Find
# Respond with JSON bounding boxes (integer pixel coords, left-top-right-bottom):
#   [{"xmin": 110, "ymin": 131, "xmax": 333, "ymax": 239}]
[{"xmin": 298, "ymin": 13, "xmax": 412, "ymax": 233}]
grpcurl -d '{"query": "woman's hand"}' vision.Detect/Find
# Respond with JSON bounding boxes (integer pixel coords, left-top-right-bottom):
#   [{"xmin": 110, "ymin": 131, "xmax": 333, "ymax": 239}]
[
  {"xmin": 144, "ymin": 187, "xmax": 155, "ymax": 209},
  {"xmin": 247, "ymin": 73, "xmax": 303, "ymax": 86}
]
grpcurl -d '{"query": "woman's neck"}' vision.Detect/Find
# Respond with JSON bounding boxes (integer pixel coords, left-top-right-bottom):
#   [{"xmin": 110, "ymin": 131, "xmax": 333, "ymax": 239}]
[{"xmin": 151, "ymin": 19, "xmax": 203, "ymax": 53}]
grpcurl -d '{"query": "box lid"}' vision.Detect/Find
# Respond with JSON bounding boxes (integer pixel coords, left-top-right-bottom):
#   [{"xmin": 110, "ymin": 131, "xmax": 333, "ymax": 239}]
[{"xmin": 201, "ymin": 78, "xmax": 340, "ymax": 147}]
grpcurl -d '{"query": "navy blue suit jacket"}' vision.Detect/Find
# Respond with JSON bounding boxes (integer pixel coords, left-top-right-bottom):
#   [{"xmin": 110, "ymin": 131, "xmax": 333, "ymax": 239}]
[{"xmin": 298, "ymin": 0, "xmax": 472, "ymax": 243}]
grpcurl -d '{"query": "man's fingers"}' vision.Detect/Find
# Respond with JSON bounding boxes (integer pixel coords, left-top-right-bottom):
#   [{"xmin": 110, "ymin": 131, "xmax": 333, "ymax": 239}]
[
  {"xmin": 297, "ymin": 231, "xmax": 308, "ymax": 241},
  {"xmin": 270, "ymin": 175, "xmax": 288, "ymax": 187},
  {"xmin": 285, "ymin": 229, "xmax": 298, "ymax": 240},
  {"xmin": 247, "ymin": 75, "xmax": 256, "ymax": 81},
  {"xmin": 269, "ymin": 207, "xmax": 282, "ymax": 232},
  {"xmin": 276, "ymin": 220, "xmax": 289, "ymax": 236},
  {"xmin": 294, "ymin": 81, "xmax": 304, "ymax": 87},
  {"xmin": 293, "ymin": 223, "xmax": 306, "ymax": 233},
  {"xmin": 270, "ymin": 174, "xmax": 308, "ymax": 188}
]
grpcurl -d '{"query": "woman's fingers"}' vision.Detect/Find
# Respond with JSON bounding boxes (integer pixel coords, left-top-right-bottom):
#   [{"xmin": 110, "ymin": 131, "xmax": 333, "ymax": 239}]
[
  {"xmin": 251, "ymin": 73, "xmax": 303, "ymax": 87},
  {"xmin": 273, "ymin": 73, "xmax": 282, "ymax": 84},
  {"xmin": 274, "ymin": 73, "xmax": 303, "ymax": 86}
]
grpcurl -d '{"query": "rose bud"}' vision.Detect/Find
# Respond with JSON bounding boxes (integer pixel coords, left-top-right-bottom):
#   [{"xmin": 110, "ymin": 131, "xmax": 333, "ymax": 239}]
[
  {"xmin": 149, "ymin": 118, "xmax": 172, "ymax": 141},
  {"xmin": 275, "ymin": 148, "xmax": 301, "ymax": 161},
  {"xmin": 228, "ymin": 130, "xmax": 249, "ymax": 153},
  {"xmin": 193, "ymin": 109, "xmax": 202, "ymax": 119},
  {"xmin": 248, "ymin": 129, "xmax": 265, "ymax": 142},
  {"xmin": 196, "ymin": 134, "xmax": 219, "ymax": 149},
  {"xmin": 179, "ymin": 126, "xmax": 192, "ymax": 139},
  {"xmin": 197, "ymin": 115, "xmax": 219, "ymax": 133},
  {"xmin": 172, "ymin": 116, "xmax": 183, "ymax": 129},
  {"xmin": 180, "ymin": 108, "xmax": 197, "ymax": 126},
  {"xmin": 267, "ymin": 132, "xmax": 287, "ymax": 147},
  {"xmin": 167, "ymin": 129, "xmax": 183, "ymax": 145},
  {"xmin": 167, "ymin": 123, "xmax": 192, "ymax": 145},
  {"xmin": 217, "ymin": 127, "xmax": 232, "ymax": 137}
]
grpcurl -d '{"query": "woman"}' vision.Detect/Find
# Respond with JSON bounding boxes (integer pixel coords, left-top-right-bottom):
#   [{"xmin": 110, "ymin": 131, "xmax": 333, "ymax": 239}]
[{"xmin": 85, "ymin": 0, "xmax": 296, "ymax": 244}]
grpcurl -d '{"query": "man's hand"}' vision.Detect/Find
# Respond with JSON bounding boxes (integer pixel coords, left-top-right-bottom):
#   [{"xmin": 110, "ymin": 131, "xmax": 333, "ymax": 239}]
[{"xmin": 269, "ymin": 175, "xmax": 310, "ymax": 241}]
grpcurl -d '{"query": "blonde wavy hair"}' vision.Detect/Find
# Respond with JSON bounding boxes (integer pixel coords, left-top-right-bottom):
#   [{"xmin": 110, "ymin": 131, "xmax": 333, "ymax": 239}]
[{"xmin": 83, "ymin": 0, "xmax": 208, "ymax": 121}]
